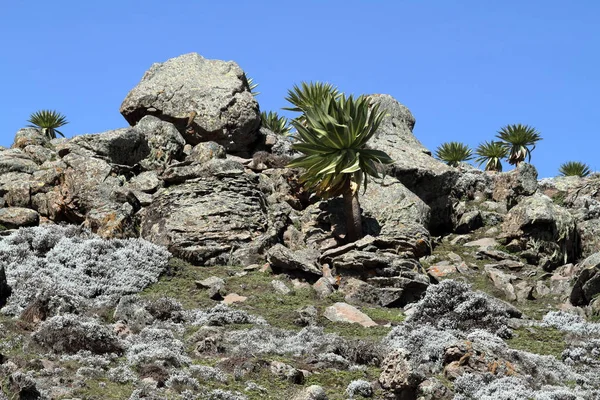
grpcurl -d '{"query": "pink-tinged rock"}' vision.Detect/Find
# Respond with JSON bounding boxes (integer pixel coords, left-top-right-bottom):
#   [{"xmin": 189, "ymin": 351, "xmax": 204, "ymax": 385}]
[
  {"xmin": 222, "ymin": 293, "xmax": 247, "ymax": 304},
  {"xmin": 427, "ymin": 263, "xmax": 457, "ymax": 278},
  {"xmin": 323, "ymin": 302, "xmax": 377, "ymax": 327}
]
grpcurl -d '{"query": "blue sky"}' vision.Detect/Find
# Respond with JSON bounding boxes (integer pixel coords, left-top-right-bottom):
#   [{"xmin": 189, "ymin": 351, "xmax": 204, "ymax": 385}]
[{"xmin": 1, "ymin": 1, "xmax": 598, "ymax": 178}]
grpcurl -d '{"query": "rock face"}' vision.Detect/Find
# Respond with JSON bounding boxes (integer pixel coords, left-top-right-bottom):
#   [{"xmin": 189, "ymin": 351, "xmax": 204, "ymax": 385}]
[
  {"xmin": 500, "ymin": 193, "xmax": 576, "ymax": 268},
  {"xmin": 492, "ymin": 163, "xmax": 538, "ymax": 208},
  {"xmin": 120, "ymin": 53, "xmax": 260, "ymax": 155},
  {"xmin": 570, "ymin": 252, "xmax": 600, "ymax": 306},
  {"xmin": 140, "ymin": 159, "xmax": 277, "ymax": 265},
  {"xmin": 367, "ymin": 94, "xmax": 459, "ymax": 233}
]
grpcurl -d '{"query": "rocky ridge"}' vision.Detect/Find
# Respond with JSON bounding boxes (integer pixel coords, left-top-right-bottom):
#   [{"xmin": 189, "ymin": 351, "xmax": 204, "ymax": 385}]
[{"xmin": 0, "ymin": 53, "xmax": 599, "ymax": 399}]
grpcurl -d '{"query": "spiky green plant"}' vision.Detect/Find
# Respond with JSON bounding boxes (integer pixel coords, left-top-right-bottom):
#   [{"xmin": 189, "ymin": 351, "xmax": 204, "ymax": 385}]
[
  {"xmin": 247, "ymin": 77, "xmax": 260, "ymax": 96},
  {"xmin": 434, "ymin": 142, "xmax": 473, "ymax": 167},
  {"xmin": 27, "ymin": 110, "xmax": 68, "ymax": 139},
  {"xmin": 261, "ymin": 111, "xmax": 292, "ymax": 136},
  {"xmin": 475, "ymin": 141, "xmax": 508, "ymax": 172},
  {"xmin": 496, "ymin": 123, "xmax": 541, "ymax": 166},
  {"xmin": 287, "ymin": 85, "xmax": 392, "ymax": 242},
  {"xmin": 283, "ymin": 81, "xmax": 340, "ymax": 118},
  {"xmin": 558, "ymin": 161, "xmax": 592, "ymax": 177}
]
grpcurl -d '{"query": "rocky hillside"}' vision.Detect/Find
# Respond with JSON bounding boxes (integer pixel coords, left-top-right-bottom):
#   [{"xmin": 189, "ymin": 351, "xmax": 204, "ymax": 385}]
[{"xmin": 0, "ymin": 53, "xmax": 599, "ymax": 400}]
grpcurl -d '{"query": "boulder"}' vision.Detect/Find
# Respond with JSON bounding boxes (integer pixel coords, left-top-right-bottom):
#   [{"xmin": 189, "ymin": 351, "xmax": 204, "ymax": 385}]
[
  {"xmin": 69, "ymin": 127, "xmax": 150, "ymax": 166},
  {"xmin": 570, "ymin": 252, "xmax": 600, "ymax": 306},
  {"xmin": 323, "ymin": 302, "xmax": 377, "ymax": 327},
  {"xmin": 367, "ymin": 94, "xmax": 458, "ymax": 233},
  {"xmin": 360, "ymin": 175, "xmax": 431, "ymax": 229},
  {"xmin": 500, "ymin": 193, "xmax": 576, "ymax": 267},
  {"xmin": 291, "ymin": 385, "xmax": 328, "ymax": 400},
  {"xmin": 0, "ymin": 207, "xmax": 39, "ymax": 228},
  {"xmin": 492, "ymin": 163, "xmax": 538, "ymax": 208},
  {"xmin": 379, "ymin": 349, "xmax": 423, "ymax": 395},
  {"xmin": 141, "ymin": 160, "xmax": 277, "ymax": 265},
  {"xmin": 12, "ymin": 127, "xmax": 51, "ymax": 149},
  {"xmin": 267, "ymin": 244, "xmax": 322, "ymax": 277},
  {"xmin": 577, "ymin": 219, "xmax": 600, "ymax": 258},
  {"xmin": 454, "ymin": 210, "xmax": 483, "ymax": 234},
  {"xmin": 331, "ymin": 250, "xmax": 425, "ymax": 279},
  {"xmin": 0, "ymin": 149, "xmax": 39, "ymax": 174},
  {"xmin": 187, "ymin": 141, "xmax": 227, "ymax": 164},
  {"xmin": 120, "ymin": 53, "xmax": 260, "ymax": 155}
]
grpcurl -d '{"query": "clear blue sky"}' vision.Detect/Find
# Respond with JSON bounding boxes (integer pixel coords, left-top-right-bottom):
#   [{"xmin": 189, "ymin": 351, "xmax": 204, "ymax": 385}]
[{"xmin": 1, "ymin": 1, "xmax": 598, "ymax": 178}]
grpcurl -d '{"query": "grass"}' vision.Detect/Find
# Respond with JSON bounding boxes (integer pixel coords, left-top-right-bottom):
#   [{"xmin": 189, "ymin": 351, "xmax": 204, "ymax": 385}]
[{"xmin": 507, "ymin": 326, "xmax": 567, "ymax": 359}]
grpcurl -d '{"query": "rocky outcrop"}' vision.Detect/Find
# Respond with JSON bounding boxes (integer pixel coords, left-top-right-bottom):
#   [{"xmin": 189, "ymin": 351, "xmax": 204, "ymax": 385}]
[
  {"xmin": 140, "ymin": 159, "xmax": 281, "ymax": 266},
  {"xmin": 120, "ymin": 53, "xmax": 260, "ymax": 155},
  {"xmin": 500, "ymin": 193, "xmax": 576, "ymax": 269},
  {"xmin": 368, "ymin": 94, "xmax": 458, "ymax": 233}
]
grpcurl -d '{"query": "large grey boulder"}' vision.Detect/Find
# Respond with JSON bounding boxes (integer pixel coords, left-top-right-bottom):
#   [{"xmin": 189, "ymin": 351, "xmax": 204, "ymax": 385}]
[
  {"xmin": 69, "ymin": 127, "xmax": 149, "ymax": 166},
  {"xmin": 0, "ymin": 207, "xmax": 39, "ymax": 228},
  {"xmin": 500, "ymin": 193, "xmax": 576, "ymax": 268},
  {"xmin": 120, "ymin": 53, "xmax": 260, "ymax": 155},
  {"xmin": 570, "ymin": 252, "xmax": 600, "ymax": 306},
  {"xmin": 140, "ymin": 159, "xmax": 278, "ymax": 265},
  {"xmin": 360, "ymin": 175, "xmax": 430, "ymax": 229},
  {"xmin": 367, "ymin": 94, "xmax": 458, "ymax": 233}
]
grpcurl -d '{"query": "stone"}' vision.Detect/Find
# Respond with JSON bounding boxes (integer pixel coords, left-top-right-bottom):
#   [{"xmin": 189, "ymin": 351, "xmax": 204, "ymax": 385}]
[
  {"xmin": 267, "ymin": 244, "xmax": 322, "ymax": 277},
  {"xmin": 341, "ymin": 277, "xmax": 404, "ymax": 307},
  {"xmin": 313, "ymin": 277, "xmax": 334, "ymax": 298},
  {"xmin": 367, "ymin": 94, "xmax": 458, "ymax": 233},
  {"xmin": 23, "ymin": 144, "xmax": 56, "ymax": 165},
  {"xmin": 500, "ymin": 193, "xmax": 576, "ymax": 267},
  {"xmin": 291, "ymin": 385, "xmax": 328, "ymax": 400},
  {"xmin": 187, "ymin": 141, "xmax": 226, "ymax": 163},
  {"xmin": 0, "ymin": 149, "xmax": 39, "ymax": 174},
  {"xmin": 69, "ymin": 127, "xmax": 150, "ymax": 166},
  {"xmin": 222, "ymin": 293, "xmax": 247, "ymax": 304},
  {"xmin": 120, "ymin": 53, "xmax": 260, "ymax": 155},
  {"xmin": 270, "ymin": 361, "xmax": 305, "ymax": 384},
  {"xmin": 577, "ymin": 219, "xmax": 600, "ymax": 258},
  {"xmin": 454, "ymin": 210, "xmax": 483, "ymax": 234},
  {"xmin": 128, "ymin": 171, "xmax": 161, "ymax": 193},
  {"xmin": 492, "ymin": 163, "xmax": 538, "ymax": 208},
  {"xmin": 360, "ymin": 175, "xmax": 431, "ymax": 229},
  {"xmin": 463, "ymin": 237, "xmax": 498, "ymax": 252},
  {"xmin": 195, "ymin": 276, "xmax": 226, "ymax": 300},
  {"xmin": 485, "ymin": 266, "xmax": 518, "ymax": 301},
  {"xmin": 135, "ymin": 115, "xmax": 186, "ymax": 170},
  {"xmin": 141, "ymin": 161, "xmax": 278, "ymax": 266},
  {"xmin": 271, "ymin": 279, "xmax": 292, "ymax": 295},
  {"xmin": 323, "ymin": 302, "xmax": 377, "ymax": 327},
  {"xmin": 12, "ymin": 127, "xmax": 51, "ymax": 149},
  {"xmin": 331, "ymin": 249, "xmax": 425, "ymax": 279},
  {"xmin": 379, "ymin": 349, "xmax": 423, "ymax": 394},
  {"xmin": 427, "ymin": 263, "xmax": 457, "ymax": 279},
  {"xmin": 570, "ymin": 252, "xmax": 600, "ymax": 306},
  {"xmin": 0, "ymin": 207, "xmax": 39, "ymax": 228},
  {"xmin": 294, "ymin": 305, "xmax": 318, "ymax": 326},
  {"xmin": 367, "ymin": 275, "xmax": 430, "ymax": 306}
]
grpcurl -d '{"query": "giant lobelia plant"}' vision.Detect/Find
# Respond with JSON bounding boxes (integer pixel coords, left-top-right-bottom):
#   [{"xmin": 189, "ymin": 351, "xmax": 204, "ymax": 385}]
[{"xmin": 285, "ymin": 82, "xmax": 393, "ymax": 242}]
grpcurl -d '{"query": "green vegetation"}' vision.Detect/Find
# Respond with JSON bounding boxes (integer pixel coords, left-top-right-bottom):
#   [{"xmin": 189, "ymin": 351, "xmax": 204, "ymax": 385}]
[
  {"xmin": 496, "ymin": 123, "xmax": 542, "ymax": 166},
  {"xmin": 261, "ymin": 111, "xmax": 292, "ymax": 136},
  {"xmin": 475, "ymin": 140, "xmax": 508, "ymax": 172},
  {"xmin": 558, "ymin": 161, "xmax": 592, "ymax": 177},
  {"xmin": 27, "ymin": 110, "xmax": 68, "ymax": 139},
  {"xmin": 434, "ymin": 142, "xmax": 473, "ymax": 167},
  {"xmin": 247, "ymin": 76, "xmax": 260, "ymax": 96},
  {"xmin": 285, "ymin": 82, "xmax": 393, "ymax": 241},
  {"xmin": 507, "ymin": 326, "xmax": 567, "ymax": 359}
]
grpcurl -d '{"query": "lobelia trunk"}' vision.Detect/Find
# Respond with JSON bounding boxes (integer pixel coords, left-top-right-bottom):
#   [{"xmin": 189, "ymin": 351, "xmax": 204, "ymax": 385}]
[{"xmin": 342, "ymin": 180, "xmax": 362, "ymax": 242}]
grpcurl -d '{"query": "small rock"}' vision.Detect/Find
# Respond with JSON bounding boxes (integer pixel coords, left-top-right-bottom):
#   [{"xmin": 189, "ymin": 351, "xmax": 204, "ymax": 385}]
[
  {"xmin": 455, "ymin": 210, "xmax": 483, "ymax": 233},
  {"xmin": 270, "ymin": 361, "xmax": 305, "ymax": 384},
  {"xmin": 313, "ymin": 277, "xmax": 334, "ymax": 298},
  {"xmin": 379, "ymin": 349, "xmax": 422, "ymax": 393},
  {"xmin": 292, "ymin": 385, "xmax": 328, "ymax": 400},
  {"xmin": 449, "ymin": 235, "xmax": 471, "ymax": 246},
  {"xmin": 463, "ymin": 237, "xmax": 499, "ymax": 252},
  {"xmin": 427, "ymin": 263, "xmax": 457, "ymax": 279},
  {"xmin": 323, "ymin": 302, "xmax": 377, "ymax": 327},
  {"xmin": 196, "ymin": 276, "xmax": 226, "ymax": 300},
  {"xmin": 244, "ymin": 264, "xmax": 261, "ymax": 271},
  {"xmin": 485, "ymin": 266, "xmax": 517, "ymax": 301},
  {"xmin": 271, "ymin": 279, "xmax": 292, "ymax": 295},
  {"xmin": 222, "ymin": 293, "xmax": 247, "ymax": 304},
  {"xmin": 0, "ymin": 207, "xmax": 39, "ymax": 228},
  {"xmin": 291, "ymin": 279, "xmax": 311, "ymax": 290},
  {"xmin": 295, "ymin": 305, "xmax": 318, "ymax": 327},
  {"xmin": 446, "ymin": 252, "xmax": 462, "ymax": 263}
]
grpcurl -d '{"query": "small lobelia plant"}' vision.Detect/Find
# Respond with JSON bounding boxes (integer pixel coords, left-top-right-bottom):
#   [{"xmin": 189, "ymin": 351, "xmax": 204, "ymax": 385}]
[
  {"xmin": 558, "ymin": 161, "xmax": 592, "ymax": 177},
  {"xmin": 260, "ymin": 111, "xmax": 292, "ymax": 136},
  {"xmin": 475, "ymin": 140, "xmax": 508, "ymax": 172},
  {"xmin": 27, "ymin": 110, "xmax": 68, "ymax": 139},
  {"xmin": 496, "ymin": 123, "xmax": 542, "ymax": 166},
  {"xmin": 434, "ymin": 141, "xmax": 473, "ymax": 167}
]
